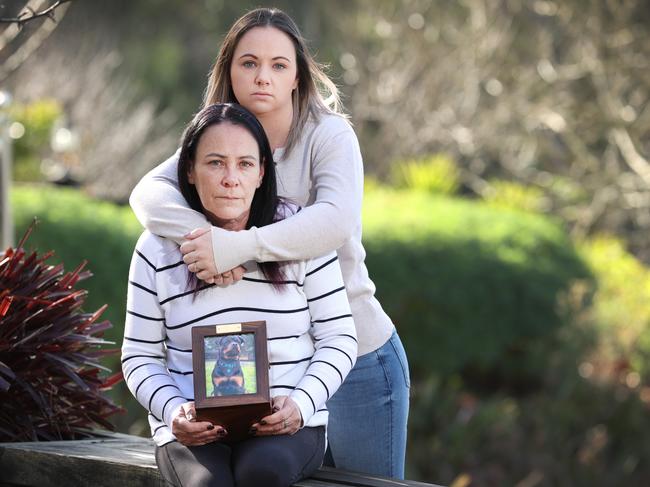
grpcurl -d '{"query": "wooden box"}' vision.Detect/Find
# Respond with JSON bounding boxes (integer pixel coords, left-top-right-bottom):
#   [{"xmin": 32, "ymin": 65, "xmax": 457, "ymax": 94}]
[{"xmin": 191, "ymin": 321, "xmax": 271, "ymax": 441}]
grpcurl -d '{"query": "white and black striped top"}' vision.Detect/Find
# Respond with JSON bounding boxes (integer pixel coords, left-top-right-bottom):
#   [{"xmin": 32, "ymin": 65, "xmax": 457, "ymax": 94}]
[{"xmin": 121, "ymin": 231, "xmax": 357, "ymax": 446}]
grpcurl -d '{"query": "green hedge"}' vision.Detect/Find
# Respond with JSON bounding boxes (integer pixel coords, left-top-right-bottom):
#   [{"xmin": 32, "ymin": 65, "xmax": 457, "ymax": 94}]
[
  {"xmin": 362, "ymin": 187, "xmax": 592, "ymax": 379},
  {"xmin": 11, "ymin": 185, "xmax": 142, "ymax": 343},
  {"xmin": 11, "ymin": 184, "xmax": 591, "ymax": 440},
  {"xmin": 12, "ymin": 184, "xmax": 589, "ymax": 376}
]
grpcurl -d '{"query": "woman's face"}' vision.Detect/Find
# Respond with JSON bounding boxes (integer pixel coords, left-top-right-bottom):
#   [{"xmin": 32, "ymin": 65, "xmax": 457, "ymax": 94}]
[
  {"xmin": 188, "ymin": 122, "xmax": 264, "ymax": 231},
  {"xmin": 230, "ymin": 26, "xmax": 298, "ymax": 117}
]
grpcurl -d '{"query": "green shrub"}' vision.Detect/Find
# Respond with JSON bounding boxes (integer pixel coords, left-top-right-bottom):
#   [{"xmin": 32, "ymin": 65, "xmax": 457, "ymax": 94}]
[
  {"xmin": 578, "ymin": 236, "xmax": 650, "ymax": 378},
  {"xmin": 11, "ymin": 185, "xmax": 142, "ymax": 338},
  {"xmin": 11, "ymin": 184, "xmax": 594, "ymax": 444},
  {"xmin": 10, "ymin": 99, "xmax": 62, "ymax": 182},
  {"xmin": 11, "ymin": 185, "xmax": 143, "ymax": 433},
  {"xmin": 407, "ymin": 369, "xmax": 650, "ymax": 485},
  {"xmin": 362, "ymin": 186, "xmax": 592, "ymax": 379},
  {"xmin": 391, "ymin": 154, "xmax": 460, "ymax": 195},
  {"xmin": 483, "ymin": 179, "xmax": 549, "ymax": 213}
]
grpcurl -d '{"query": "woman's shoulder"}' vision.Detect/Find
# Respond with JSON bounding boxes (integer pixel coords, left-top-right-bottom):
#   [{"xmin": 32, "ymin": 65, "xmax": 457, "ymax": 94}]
[
  {"xmin": 304, "ymin": 112, "xmax": 360, "ymax": 159},
  {"xmin": 308, "ymin": 111, "xmax": 354, "ymax": 138},
  {"xmin": 134, "ymin": 231, "xmax": 181, "ymax": 268}
]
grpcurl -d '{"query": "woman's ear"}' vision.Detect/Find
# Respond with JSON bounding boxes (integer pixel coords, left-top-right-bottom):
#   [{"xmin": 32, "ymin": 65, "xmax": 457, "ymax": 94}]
[{"xmin": 188, "ymin": 168, "xmax": 195, "ymax": 185}]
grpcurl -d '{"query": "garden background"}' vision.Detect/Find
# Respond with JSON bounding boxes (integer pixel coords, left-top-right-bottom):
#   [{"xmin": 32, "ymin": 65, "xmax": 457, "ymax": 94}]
[{"xmin": 2, "ymin": 1, "xmax": 650, "ymax": 485}]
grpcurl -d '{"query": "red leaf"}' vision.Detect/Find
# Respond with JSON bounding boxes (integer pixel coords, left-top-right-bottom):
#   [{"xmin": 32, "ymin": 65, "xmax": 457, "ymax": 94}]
[
  {"xmin": 101, "ymin": 372, "xmax": 124, "ymax": 389},
  {"xmin": 0, "ymin": 296, "xmax": 13, "ymax": 316}
]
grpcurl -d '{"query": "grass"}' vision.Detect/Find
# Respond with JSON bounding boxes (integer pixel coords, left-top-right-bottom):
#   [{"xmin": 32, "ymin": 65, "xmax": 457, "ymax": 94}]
[{"xmin": 204, "ymin": 360, "xmax": 258, "ymax": 396}]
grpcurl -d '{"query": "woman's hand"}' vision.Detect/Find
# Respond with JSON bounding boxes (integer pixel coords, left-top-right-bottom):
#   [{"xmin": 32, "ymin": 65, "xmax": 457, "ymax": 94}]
[
  {"xmin": 251, "ymin": 396, "xmax": 303, "ymax": 436},
  {"xmin": 171, "ymin": 401, "xmax": 226, "ymax": 446},
  {"xmin": 180, "ymin": 228, "xmax": 245, "ymax": 285}
]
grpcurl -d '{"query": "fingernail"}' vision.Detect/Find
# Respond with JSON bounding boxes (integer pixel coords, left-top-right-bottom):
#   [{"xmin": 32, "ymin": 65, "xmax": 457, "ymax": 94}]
[
  {"xmin": 248, "ymin": 427, "xmax": 257, "ymax": 435},
  {"xmin": 217, "ymin": 428, "xmax": 227, "ymax": 437},
  {"xmin": 259, "ymin": 420, "xmax": 267, "ymax": 425},
  {"xmin": 207, "ymin": 424, "xmax": 214, "ymax": 430}
]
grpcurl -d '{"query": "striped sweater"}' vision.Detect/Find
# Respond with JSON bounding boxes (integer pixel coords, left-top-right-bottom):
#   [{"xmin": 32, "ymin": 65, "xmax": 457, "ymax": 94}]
[{"xmin": 121, "ymin": 231, "xmax": 357, "ymax": 446}]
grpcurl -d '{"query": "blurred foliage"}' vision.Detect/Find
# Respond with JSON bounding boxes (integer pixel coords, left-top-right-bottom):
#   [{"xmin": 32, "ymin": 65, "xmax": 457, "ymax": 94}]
[
  {"xmin": 578, "ymin": 236, "xmax": 650, "ymax": 379},
  {"xmin": 10, "ymin": 99, "xmax": 62, "ymax": 182},
  {"xmin": 7, "ymin": 0, "xmax": 650, "ymax": 253},
  {"xmin": 483, "ymin": 179, "xmax": 549, "ymax": 213},
  {"xmin": 409, "ymin": 368, "xmax": 650, "ymax": 486},
  {"xmin": 10, "ymin": 183, "xmax": 650, "ymax": 484},
  {"xmin": 362, "ymin": 184, "xmax": 591, "ymax": 381},
  {"xmin": 11, "ymin": 185, "xmax": 143, "ymax": 433},
  {"xmin": 10, "ymin": 186, "xmax": 142, "ymax": 340},
  {"xmin": 391, "ymin": 154, "xmax": 460, "ymax": 195}
]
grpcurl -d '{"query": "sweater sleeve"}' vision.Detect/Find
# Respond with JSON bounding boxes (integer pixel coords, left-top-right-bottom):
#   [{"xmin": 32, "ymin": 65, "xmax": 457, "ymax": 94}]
[
  {"xmin": 288, "ymin": 252, "xmax": 358, "ymax": 425},
  {"xmin": 210, "ymin": 122, "xmax": 364, "ymax": 273},
  {"xmin": 129, "ymin": 118, "xmax": 364, "ymax": 274},
  {"xmin": 129, "ymin": 150, "xmax": 210, "ymax": 245},
  {"xmin": 121, "ymin": 235, "xmax": 187, "ymax": 428}
]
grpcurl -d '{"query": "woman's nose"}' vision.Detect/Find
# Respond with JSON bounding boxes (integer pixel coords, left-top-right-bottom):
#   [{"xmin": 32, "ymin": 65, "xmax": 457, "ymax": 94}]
[
  {"xmin": 255, "ymin": 65, "xmax": 271, "ymax": 86},
  {"xmin": 222, "ymin": 168, "xmax": 238, "ymax": 187}
]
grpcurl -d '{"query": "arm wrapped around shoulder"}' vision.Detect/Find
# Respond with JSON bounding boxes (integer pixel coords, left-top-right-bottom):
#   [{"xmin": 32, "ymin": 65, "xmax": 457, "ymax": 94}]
[{"xmin": 129, "ymin": 150, "xmax": 209, "ymax": 244}]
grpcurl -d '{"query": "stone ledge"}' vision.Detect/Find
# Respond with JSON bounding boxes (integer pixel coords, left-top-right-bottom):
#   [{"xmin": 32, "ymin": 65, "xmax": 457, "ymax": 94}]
[{"xmin": 0, "ymin": 431, "xmax": 442, "ymax": 487}]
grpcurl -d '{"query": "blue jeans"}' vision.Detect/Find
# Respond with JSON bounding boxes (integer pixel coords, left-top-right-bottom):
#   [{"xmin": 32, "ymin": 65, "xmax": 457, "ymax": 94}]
[{"xmin": 324, "ymin": 329, "xmax": 410, "ymax": 479}]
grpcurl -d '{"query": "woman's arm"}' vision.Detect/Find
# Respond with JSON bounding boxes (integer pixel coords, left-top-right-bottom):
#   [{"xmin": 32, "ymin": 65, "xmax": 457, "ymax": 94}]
[
  {"xmin": 121, "ymin": 235, "xmax": 190, "ymax": 427},
  {"xmin": 131, "ymin": 118, "xmax": 363, "ymax": 275},
  {"xmin": 129, "ymin": 150, "xmax": 210, "ymax": 245},
  {"xmin": 188, "ymin": 120, "xmax": 365, "ymax": 274},
  {"xmin": 289, "ymin": 251, "xmax": 358, "ymax": 425},
  {"xmin": 122, "ymin": 235, "xmax": 224, "ymax": 444}
]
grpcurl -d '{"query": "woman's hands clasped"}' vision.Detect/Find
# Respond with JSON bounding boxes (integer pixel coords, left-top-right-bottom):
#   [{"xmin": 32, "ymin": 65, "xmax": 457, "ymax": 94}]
[
  {"xmin": 251, "ymin": 396, "xmax": 303, "ymax": 436},
  {"xmin": 171, "ymin": 402, "xmax": 226, "ymax": 446},
  {"xmin": 180, "ymin": 228, "xmax": 245, "ymax": 286}
]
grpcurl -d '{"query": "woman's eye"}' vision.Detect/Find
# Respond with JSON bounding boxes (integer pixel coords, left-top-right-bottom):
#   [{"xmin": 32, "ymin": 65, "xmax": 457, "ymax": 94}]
[
  {"xmin": 273, "ymin": 63, "xmax": 287, "ymax": 70},
  {"xmin": 209, "ymin": 159, "xmax": 224, "ymax": 166},
  {"xmin": 243, "ymin": 61, "xmax": 255, "ymax": 68},
  {"xmin": 240, "ymin": 160, "xmax": 254, "ymax": 168}
]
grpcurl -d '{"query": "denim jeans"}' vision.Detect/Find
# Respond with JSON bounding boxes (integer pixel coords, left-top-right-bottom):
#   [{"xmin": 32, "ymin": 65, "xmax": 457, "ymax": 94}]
[{"xmin": 324, "ymin": 329, "xmax": 410, "ymax": 479}]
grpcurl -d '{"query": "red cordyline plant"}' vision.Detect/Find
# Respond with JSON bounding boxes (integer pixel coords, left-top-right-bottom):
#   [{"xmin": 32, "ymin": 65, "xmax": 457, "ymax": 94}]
[{"xmin": 0, "ymin": 222, "xmax": 123, "ymax": 441}]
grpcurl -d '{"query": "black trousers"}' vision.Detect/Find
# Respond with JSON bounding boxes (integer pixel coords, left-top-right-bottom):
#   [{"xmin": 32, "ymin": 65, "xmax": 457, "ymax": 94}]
[{"xmin": 154, "ymin": 426, "xmax": 325, "ymax": 487}]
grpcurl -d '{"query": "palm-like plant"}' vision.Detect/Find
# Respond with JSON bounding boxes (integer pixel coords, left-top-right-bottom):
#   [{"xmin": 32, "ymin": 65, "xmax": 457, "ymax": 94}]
[{"xmin": 0, "ymin": 222, "xmax": 123, "ymax": 441}]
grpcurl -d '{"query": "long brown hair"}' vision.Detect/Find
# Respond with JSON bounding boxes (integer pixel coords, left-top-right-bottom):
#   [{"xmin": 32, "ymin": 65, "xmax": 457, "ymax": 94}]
[{"xmin": 203, "ymin": 8, "xmax": 344, "ymax": 155}]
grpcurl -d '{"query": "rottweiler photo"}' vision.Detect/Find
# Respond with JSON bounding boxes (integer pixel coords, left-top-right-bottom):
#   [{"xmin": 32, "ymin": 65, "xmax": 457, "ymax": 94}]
[{"xmin": 205, "ymin": 334, "xmax": 257, "ymax": 397}]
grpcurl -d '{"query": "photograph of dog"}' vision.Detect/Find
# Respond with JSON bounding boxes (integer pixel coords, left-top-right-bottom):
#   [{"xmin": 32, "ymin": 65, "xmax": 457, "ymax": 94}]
[{"xmin": 206, "ymin": 334, "xmax": 257, "ymax": 397}]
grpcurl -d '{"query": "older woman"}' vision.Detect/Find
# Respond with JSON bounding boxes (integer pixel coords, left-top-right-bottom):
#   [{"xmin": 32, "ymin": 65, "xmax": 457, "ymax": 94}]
[{"xmin": 122, "ymin": 103, "xmax": 357, "ymax": 487}]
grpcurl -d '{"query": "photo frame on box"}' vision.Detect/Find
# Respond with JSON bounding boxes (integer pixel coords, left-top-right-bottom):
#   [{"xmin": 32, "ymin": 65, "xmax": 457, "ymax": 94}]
[{"xmin": 191, "ymin": 321, "xmax": 271, "ymax": 440}]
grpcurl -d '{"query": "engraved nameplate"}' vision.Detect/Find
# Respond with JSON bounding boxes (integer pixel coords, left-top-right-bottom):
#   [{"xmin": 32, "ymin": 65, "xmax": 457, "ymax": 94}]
[{"xmin": 216, "ymin": 323, "xmax": 242, "ymax": 334}]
